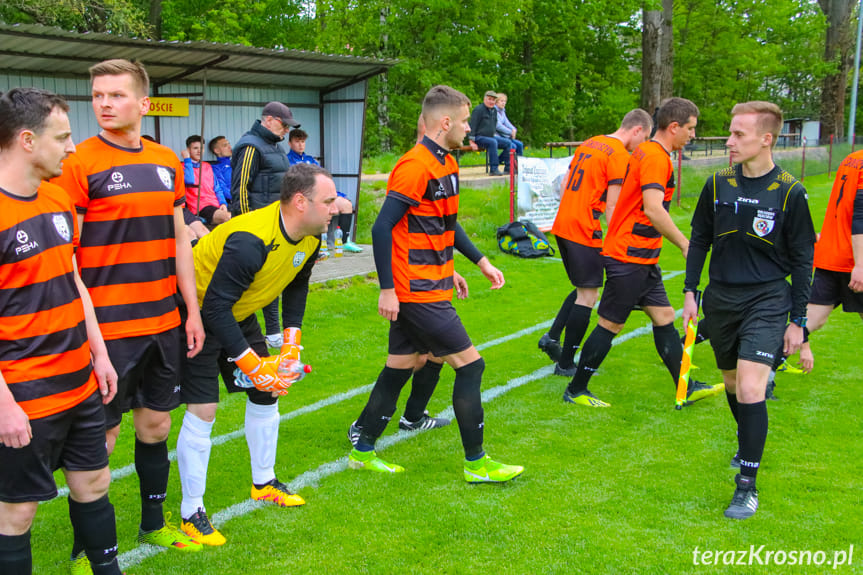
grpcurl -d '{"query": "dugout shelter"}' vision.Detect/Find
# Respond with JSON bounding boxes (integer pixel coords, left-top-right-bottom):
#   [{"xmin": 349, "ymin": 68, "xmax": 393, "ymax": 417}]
[{"xmin": 0, "ymin": 22, "xmax": 395, "ymax": 223}]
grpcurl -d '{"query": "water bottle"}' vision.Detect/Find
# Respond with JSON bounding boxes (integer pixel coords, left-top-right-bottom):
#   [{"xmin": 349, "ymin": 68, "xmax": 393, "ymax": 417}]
[
  {"xmin": 232, "ymin": 360, "xmax": 311, "ymax": 388},
  {"xmin": 318, "ymin": 231, "xmax": 329, "ymax": 261},
  {"xmin": 334, "ymin": 226, "xmax": 343, "ymax": 257},
  {"xmin": 277, "ymin": 357, "xmax": 313, "ymax": 383}
]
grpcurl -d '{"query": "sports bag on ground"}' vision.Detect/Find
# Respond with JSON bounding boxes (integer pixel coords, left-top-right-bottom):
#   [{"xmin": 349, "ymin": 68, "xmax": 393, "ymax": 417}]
[{"xmin": 497, "ymin": 220, "xmax": 555, "ymax": 258}]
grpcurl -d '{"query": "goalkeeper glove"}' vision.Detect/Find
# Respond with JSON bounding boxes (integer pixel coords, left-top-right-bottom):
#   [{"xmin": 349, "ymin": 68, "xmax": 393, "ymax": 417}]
[
  {"xmin": 280, "ymin": 327, "xmax": 303, "ymax": 362},
  {"xmin": 233, "ymin": 348, "xmax": 291, "ymax": 394}
]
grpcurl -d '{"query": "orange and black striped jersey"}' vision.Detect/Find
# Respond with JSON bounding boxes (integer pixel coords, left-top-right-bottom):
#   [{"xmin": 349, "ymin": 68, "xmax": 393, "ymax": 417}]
[
  {"xmin": 603, "ymin": 141, "xmax": 675, "ymax": 265},
  {"xmin": 815, "ymin": 150, "xmax": 863, "ymax": 272},
  {"xmin": 552, "ymin": 135, "xmax": 629, "ymax": 247},
  {"xmin": 0, "ymin": 182, "xmax": 97, "ymax": 420},
  {"xmin": 52, "ymin": 135, "xmax": 185, "ymax": 340},
  {"xmin": 388, "ymin": 139, "xmax": 459, "ymax": 303}
]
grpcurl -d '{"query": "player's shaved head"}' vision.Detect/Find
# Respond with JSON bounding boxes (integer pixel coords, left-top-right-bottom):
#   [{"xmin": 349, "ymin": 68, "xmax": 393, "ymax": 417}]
[
  {"xmin": 731, "ymin": 101, "xmax": 783, "ymax": 148},
  {"xmin": 620, "ymin": 108, "xmax": 653, "ymax": 132},
  {"xmin": 421, "ymin": 85, "xmax": 471, "ymax": 127}
]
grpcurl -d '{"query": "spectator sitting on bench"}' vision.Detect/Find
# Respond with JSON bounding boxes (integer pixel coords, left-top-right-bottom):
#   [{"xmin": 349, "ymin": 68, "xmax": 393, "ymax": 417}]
[
  {"xmin": 208, "ymin": 135, "xmax": 233, "ymax": 205},
  {"xmin": 468, "ymin": 90, "xmax": 512, "ymax": 175},
  {"xmin": 182, "ymin": 135, "xmax": 231, "ymax": 226},
  {"xmin": 495, "ymin": 92, "xmax": 524, "ymax": 164},
  {"xmin": 287, "ymin": 128, "xmax": 362, "ymax": 253}
]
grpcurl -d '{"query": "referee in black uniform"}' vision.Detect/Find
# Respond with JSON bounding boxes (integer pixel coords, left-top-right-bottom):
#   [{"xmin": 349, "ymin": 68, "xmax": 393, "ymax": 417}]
[{"xmin": 683, "ymin": 101, "xmax": 815, "ymax": 520}]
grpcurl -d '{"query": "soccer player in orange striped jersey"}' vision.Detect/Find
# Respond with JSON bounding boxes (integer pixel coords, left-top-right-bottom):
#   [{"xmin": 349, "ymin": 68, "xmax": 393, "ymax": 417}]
[
  {"xmin": 798, "ymin": 149, "xmax": 863, "ymax": 371},
  {"xmin": 0, "ymin": 88, "xmax": 122, "ymax": 574},
  {"xmin": 540, "ymin": 109, "xmax": 652, "ymax": 378},
  {"xmin": 564, "ymin": 97, "xmax": 721, "ymax": 408},
  {"xmin": 53, "ymin": 60, "xmax": 204, "ymax": 555},
  {"xmin": 346, "ymin": 85, "xmax": 523, "ymax": 483}
]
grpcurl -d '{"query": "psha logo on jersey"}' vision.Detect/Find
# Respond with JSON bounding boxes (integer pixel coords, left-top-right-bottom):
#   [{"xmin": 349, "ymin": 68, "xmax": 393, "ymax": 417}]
[
  {"xmin": 293, "ymin": 252, "xmax": 306, "ymax": 267},
  {"xmin": 53, "ymin": 214, "xmax": 71, "ymax": 242},
  {"xmin": 157, "ymin": 167, "xmax": 174, "ymax": 190},
  {"xmin": 15, "ymin": 229, "xmax": 39, "ymax": 255},
  {"xmin": 107, "ymin": 171, "xmax": 132, "ymax": 192}
]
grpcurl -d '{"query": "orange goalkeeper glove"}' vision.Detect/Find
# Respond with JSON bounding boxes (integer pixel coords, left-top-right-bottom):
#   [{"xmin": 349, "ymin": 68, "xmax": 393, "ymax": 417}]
[
  {"xmin": 233, "ymin": 348, "xmax": 291, "ymax": 394},
  {"xmin": 280, "ymin": 327, "xmax": 302, "ymax": 362}
]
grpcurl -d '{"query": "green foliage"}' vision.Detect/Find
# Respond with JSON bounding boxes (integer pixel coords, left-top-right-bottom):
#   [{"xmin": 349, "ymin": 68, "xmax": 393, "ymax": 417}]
[
  {"xmin": 674, "ymin": 0, "xmax": 828, "ymax": 135},
  {"xmin": 160, "ymin": 0, "xmax": 313, "ymax": 46},
  {"xmin": 0, "ymin": 0, "xmax": 151, "ymax": 36}
]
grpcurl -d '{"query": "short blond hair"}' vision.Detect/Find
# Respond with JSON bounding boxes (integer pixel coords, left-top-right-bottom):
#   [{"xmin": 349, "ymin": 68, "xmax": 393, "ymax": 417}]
[
  {"xmin": 89, "ymin": 59, "xmax": 149, "ymax": 96},
  {"xmin": 731, "ymin": 101, "xmax": 783, "ymax": 148}
]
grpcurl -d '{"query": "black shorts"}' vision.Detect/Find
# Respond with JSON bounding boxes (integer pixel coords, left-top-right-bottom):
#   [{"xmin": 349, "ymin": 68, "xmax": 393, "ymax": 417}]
[
  {"xmin": 556, "ymin": 236, "xmax": 604, "ymax": 288},
  {"xmin": 181, "ymin": 314, "xmax": 277, "ymax": 406},
  {"xmin": 0, "ymin": 391, "xmax": 108, "ymax": 503},
  {"xmin": 809, "ymin": 267, "xmax": 863, "ymax": 312},
  {"xmin": 388, "ymin": 301, "xmax": 473, "ymax": 357},
  {"xmin": 702, "ymin": 279, "xmax": 790, "ymax": 370},
  {"xmin": 104, "ymin": 326, "xmax": 184, "ymax": 429},
  {"xmin": 597, "ymin": 259, "xmax": 671, "ymax": 324}
]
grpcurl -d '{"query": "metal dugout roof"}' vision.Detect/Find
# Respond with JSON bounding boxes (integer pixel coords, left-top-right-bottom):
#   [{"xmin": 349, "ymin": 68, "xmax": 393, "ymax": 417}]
[{"xmin": 0, "ymin": 22, "xmax": 395, "ymax": 93}]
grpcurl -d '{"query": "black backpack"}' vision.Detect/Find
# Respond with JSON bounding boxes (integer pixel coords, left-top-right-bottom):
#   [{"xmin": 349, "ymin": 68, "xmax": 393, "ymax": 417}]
[{"xmin": 497, "ymin": 220, "xmax": 555, "ymax": 258}]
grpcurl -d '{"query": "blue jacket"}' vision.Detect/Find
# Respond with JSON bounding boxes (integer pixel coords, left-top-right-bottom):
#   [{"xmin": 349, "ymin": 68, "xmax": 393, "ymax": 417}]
[{"xmin": 211, "ymin": 156, "xmax": 232, "ymax": 202}]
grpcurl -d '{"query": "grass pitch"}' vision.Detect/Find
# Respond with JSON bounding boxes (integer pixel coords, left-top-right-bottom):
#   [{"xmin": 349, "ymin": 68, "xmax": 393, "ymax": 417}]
[{"xmin": 30, "ymin": 171, "xmax": 863, "ymax": 574}]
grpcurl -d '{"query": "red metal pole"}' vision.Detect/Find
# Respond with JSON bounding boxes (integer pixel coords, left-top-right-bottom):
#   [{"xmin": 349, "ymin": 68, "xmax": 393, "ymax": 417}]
[
  {"xmin": 801, "ymin": 137, "xmax": 807, "ymax": 182},
  {"xmin": 828, "ymin": 134, "xmax": 834, "ymax": 176},
  {"xmin": 509, "ymin": 149, "xmax": 516, "ymax": 223},
  {"xmin": 676, "ymin": 150, "xmax": 683, "ymax": 206}
]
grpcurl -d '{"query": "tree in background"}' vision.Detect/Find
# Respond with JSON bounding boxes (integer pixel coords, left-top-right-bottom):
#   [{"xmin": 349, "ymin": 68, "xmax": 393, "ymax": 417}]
[{"xmin": 817, "ymin": 0, "xmax": 856, "ymax": 142}]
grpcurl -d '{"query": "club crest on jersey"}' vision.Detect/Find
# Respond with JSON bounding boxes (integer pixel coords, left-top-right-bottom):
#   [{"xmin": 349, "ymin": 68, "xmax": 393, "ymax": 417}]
[
  {"xmin": 752, "ymin": 217, "xmax": 774, "ymax": 237},
  {"xmin": 157, "ymin": 167, "xmax": 173, "ymax": 190},
  {"xmin": 293, "ymin": 252, "xmax": 306, "ymax": 267},
  {"xmin": 53, "ymin": 214, "xmax": 71, "ymax": 242}
]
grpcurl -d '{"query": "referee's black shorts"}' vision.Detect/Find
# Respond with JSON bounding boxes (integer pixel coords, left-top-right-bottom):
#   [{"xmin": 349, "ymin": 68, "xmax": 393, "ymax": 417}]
[
  {"xmin": 597, "ymin": 258, "xmax": 670, "ymax": 324},
  {"xmin": 556, "ymin": 236, "xmax": 604, "ymax": 288},
  {"xmin": 809, "ymin": 267, "xmax": 863, "ymax": 312},
  {"xmin": 181, "ymin": 314, "xmax": 277, "ymax": 406},
  {"xmin": 388, "ymin": 301, "xmax": 473, "ymax": 357},
  {"xmin": 703, "ymin": 279, "xmax": 790, "ymax": 371}
]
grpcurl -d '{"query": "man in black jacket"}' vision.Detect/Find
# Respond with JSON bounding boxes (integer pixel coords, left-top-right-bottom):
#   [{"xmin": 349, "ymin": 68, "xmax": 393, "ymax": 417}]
[
  {"xmin": 231, "ymin": 102, "xmax": 301, "ymax": 349},
  {"xmin": 468, "ymin": 90, "xmax": 512, "ymax": 175}
]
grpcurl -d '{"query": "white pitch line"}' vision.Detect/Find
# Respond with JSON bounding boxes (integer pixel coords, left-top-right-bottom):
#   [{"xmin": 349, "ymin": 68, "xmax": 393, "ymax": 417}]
[
  {"xmin": 55, "ymin": 271, "xmax": 684, "ymax": 500},
  {"xmin": 118, "ymin": 315, "xmax": 667, "ymax": 570}
]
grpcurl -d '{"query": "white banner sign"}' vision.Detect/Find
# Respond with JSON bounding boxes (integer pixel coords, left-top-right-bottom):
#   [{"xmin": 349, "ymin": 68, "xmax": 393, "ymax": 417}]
[{"xmin": 516, "ymin": 155, "xmax": 573, "ymax": 231}]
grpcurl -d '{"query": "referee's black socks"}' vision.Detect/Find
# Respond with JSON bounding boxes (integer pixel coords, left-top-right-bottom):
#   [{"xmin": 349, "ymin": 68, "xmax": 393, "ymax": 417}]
[
  {"xmin": 653, "ymin": 322, "xmax": 683, "ymax": 386},
  {"xmin": 356, "ymin": 366, "xmax": 413, "ymax": 450},
  {"xmin": 559, "ymin": 304, "xmax": 592, "ymax": 369},
  {"xmin": 135, "ymin": 437, "xmax": 169, "ymax": 532},
  {"xmin": 69, "ymin": 495, "xmax": 121, "ymax": 574},
  {"xmin": 0, "ymin": 531, "xmax": 31, "ymax": 574},
  {"xmin": 566, "ymin": 325, "xmax": 615, "ymax": 395},
  {"xmin": 726, "ymin": 392, "xmax": 739, "ymax": 423},
  {"xmin": 737, "ymin": 401, "xmax": 768, "ymax": 481},
  {"xmin": 453, "ymin": 358, "xmax": 485, "ymax": 460},
  {"xmin": 403, "ymin": 361, "xmax": 444, "ymax": 422}
]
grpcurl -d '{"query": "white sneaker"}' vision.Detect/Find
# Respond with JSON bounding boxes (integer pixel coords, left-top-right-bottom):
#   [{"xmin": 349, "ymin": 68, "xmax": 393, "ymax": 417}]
[{"xmin": 265, "ymin": 333, "xmax": 283, "ymax": 348}]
